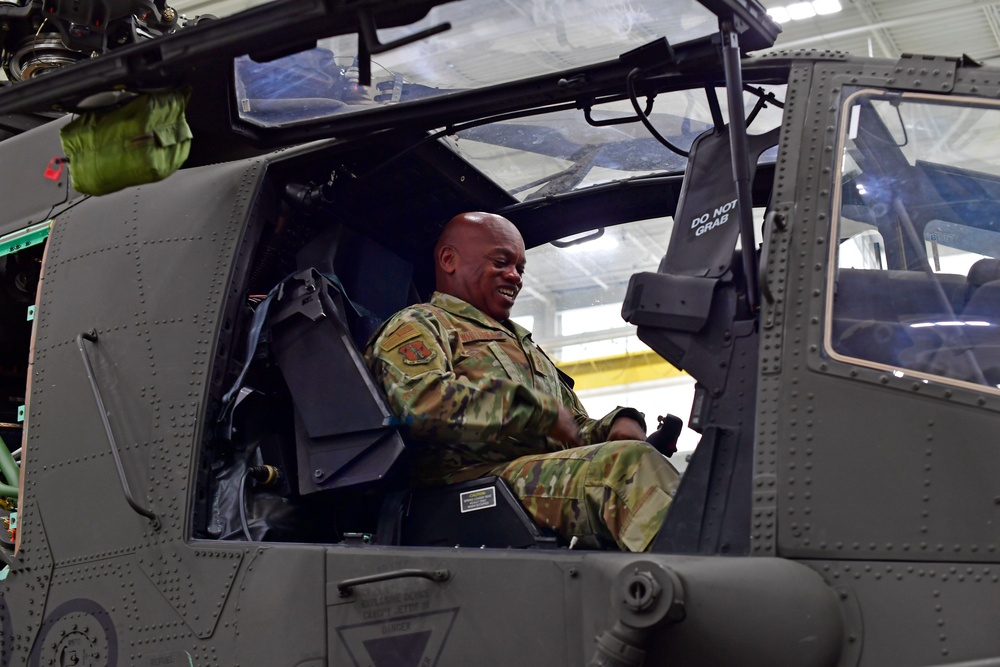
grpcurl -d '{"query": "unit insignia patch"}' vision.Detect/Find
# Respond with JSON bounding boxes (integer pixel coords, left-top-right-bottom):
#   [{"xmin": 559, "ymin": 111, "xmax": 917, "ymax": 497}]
[{"xmin": 398, "ymin": 340, "xmax": 436, "ymax": 365}]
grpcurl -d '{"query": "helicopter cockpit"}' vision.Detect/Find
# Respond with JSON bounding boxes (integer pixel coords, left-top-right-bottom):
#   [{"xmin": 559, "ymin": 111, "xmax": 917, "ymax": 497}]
[
  {"xmin": 194, "ymin": 0, "xmax": 787, "ymax": 547},
  {"xmin": 8, "ymin": 0, "xmax": 1000, "ymax": 661}
]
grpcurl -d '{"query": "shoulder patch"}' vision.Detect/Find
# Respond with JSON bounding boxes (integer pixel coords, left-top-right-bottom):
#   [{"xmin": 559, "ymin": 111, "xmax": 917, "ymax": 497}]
[
  {"xmin": 380, "ymin": 322, "xmax": 420, "ymax": 351},
  {"xmin": 458, "ymin": 330, "xmax": 507, "ymax": 344},
  {"xmin": 398, "ymin": 340, "xmax": 437, "ymax": 365}
]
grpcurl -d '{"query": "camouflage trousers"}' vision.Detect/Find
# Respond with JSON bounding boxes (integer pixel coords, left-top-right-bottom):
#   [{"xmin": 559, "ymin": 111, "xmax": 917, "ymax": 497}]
[{"xmin": 488, "ymin": 441, "xmax": 680, "ymax": 552}]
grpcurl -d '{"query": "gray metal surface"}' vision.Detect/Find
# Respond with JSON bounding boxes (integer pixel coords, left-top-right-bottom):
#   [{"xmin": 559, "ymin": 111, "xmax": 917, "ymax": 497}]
[{"xmin": 0, "ymin": 1, "xmax": 999, "ymax": 663}]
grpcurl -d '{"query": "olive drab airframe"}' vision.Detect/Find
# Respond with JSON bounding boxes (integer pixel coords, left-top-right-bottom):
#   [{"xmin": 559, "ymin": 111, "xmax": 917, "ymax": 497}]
[{"xmin": 0, "ymin": 0, "xmax": 994, "ymax": 665}]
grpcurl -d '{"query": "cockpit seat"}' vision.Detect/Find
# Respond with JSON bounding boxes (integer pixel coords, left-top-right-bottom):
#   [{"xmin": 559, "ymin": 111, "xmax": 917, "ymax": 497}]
[
  {"xmin": 831, "ymin": 269, "xmax": 970, "ymax": 367},
  {"xmin": 377, "ymin": 476, "xmax": 558, "ymax": 549},
  {"xmin": 834, "ymin": 269, "xmax": 969, "ymax": 322},
  {"xmin": 258, "ymin": 216, "xmax": 424, "ymax": 496},
  {"xmin": 962, "ymin": 255, "xmax": 1000, "ymax": 320},
  {"xmin": 967, "ymin": 257, "xmax": 1000, "ymax": 287},
  {"xmin": 242, "ymin": 265, "xmax": 557, "ymax": 547},
  {"xmin": 963, "ymin": 280, "xmax": 1000, "ymax": 319},
  {"xmin": 268, "ymin": 267, "xmax": 406, "ymax": 495}
]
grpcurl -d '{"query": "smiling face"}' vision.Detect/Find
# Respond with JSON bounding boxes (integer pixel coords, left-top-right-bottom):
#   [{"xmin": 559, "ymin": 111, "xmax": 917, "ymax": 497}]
[{"xmin": 435, "ymin": 212, "xmax": 526, "ymax": 321}]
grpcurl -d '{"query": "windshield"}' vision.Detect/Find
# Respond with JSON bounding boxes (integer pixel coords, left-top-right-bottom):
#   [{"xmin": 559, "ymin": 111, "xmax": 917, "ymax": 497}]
[
  {"xmin": 234, "ymin": 0, "xmax": 785, "ymax": 199},
  {"xmin": 234, "ymin": 0, "xmax": 719, "ymax": 128},
  {"xmin": 444, "ymin": 86, "xmax": 784, "ymax": 200},
  {"xmin": 828, "ymin": 90, "xmax": 1000, "ymax": 392}
]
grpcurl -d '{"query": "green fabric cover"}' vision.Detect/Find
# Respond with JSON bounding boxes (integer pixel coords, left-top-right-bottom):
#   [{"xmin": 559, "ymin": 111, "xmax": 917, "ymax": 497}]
[{"xmin": 59, "ymin": 88, "xmax": 193, "ymax": 196}]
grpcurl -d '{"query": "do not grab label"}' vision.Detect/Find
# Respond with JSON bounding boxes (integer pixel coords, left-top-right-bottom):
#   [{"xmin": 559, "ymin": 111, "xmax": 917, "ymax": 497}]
[
  {"xmin": 690, "ymin": 198, "xmax": 737, "ymax": 237},
  {"xmin": 460, "ymin": 487, "xmax": 497, "ymax": 513}
]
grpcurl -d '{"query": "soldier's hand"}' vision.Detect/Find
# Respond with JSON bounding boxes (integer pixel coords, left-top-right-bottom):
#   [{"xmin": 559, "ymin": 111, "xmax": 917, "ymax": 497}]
[
  {"xmin": 607, "ymin": 416, "xmax": 646, "ymax": 442},
  {"xmin": 548, "ymin": 407, "xmax": 582, "ymax": 446}
]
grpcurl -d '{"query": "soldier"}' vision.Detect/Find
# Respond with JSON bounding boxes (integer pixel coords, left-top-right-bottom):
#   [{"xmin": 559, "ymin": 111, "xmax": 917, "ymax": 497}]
[{"xmin": 365, "ymin": 212, "xmax": 680, "ymax": 551}]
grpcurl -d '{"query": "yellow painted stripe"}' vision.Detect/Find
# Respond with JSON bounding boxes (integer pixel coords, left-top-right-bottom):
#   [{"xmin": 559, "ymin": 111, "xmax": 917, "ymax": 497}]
[{"xmin": 556, "ymin": 350, "xmax": 687, "ymax": 391}]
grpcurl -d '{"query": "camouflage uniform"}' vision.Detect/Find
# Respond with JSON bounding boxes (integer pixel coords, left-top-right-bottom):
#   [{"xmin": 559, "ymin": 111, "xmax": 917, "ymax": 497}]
[{"xmin": 365, "ymin": 292, "xmax": 679, "ymax": 551}]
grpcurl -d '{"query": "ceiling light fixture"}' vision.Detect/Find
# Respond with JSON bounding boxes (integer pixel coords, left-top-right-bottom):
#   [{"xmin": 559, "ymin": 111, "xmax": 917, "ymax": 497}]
[
  {"xmin": 566, "ymin": 234, "xmax": 619, "ymax": 253},
  {"xmin": 812, "ymin": 0, "xmax": 843, "ymax": 14},
  {"xmin": 767, "ymin": 0, "xmax": 841, "ymax": 23},
  {"xmin": 786, "ymin": 2, "xmax": 816, "ymax": 20},
  {"xmin": 767, "ymin": 6, "xmax": 791, "ymax": 22}
]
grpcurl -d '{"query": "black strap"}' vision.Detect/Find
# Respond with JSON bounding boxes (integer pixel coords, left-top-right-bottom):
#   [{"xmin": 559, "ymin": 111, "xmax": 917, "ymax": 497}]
[
  {"xmin": 217, "ymin": 270, "xmax": 383, "ymax": 426},
  {"xmin": 217, "ymin": 281, "xmax": 282, "ymax": 425},
  {"xmin": 321, "ymin": 272, "xmax": 380, "ymax": 324}
]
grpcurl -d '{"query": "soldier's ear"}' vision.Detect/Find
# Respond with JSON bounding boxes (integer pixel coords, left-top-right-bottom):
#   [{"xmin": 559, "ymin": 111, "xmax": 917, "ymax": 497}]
[{"xmin": 438, "ymin": 245, "xmax": 458, "ymax": 274}]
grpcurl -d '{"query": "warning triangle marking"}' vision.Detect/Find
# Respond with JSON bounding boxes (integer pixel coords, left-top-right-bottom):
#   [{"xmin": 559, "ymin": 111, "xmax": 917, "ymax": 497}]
[
  {"xmin": 337, "ymin": 607, "xmax": 459, "ymax": 667},
  {"xmin": 364, "ymin": 630, "xmax": 431, "ymax": 667}
]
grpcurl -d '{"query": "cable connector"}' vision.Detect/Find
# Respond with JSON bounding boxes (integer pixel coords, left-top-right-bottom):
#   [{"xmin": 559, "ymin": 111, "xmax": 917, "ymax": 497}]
[{"xmin": 247, "ymin": 465, "xmax": 283, "ymax": 487}]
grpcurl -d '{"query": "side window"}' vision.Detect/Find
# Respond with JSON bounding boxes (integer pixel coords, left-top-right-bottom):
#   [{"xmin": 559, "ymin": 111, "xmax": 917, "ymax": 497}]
[{"xmin": 829, "ymin": 91, "xmax": 1000, "ymax": 389}]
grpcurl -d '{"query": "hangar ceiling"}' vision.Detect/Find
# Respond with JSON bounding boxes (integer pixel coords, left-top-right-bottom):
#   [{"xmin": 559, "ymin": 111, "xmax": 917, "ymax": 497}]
[{"xmin": 758, "ymin": 0, "xmax": 1000, "ymax": 65}]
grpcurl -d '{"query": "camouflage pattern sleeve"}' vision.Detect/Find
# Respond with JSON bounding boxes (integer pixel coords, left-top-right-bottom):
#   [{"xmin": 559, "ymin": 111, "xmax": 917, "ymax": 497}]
[
  {"xmin": 577, "ymin": 406, "xmax": 647, "ymax": 444},
  {"xmin": 560, "ymin": 380, "xmax": 647, "ymax": 446},
  {"xmin": 365, "ymin": 308, "xmax": 563, "ymax": 452},
  {"xmin": 537, "ymin": 346, "xmax": 646, "ymax": 445}
]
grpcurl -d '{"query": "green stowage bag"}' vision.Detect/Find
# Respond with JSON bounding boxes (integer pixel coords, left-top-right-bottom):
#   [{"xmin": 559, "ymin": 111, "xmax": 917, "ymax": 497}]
[{"xmin": 59, "ymin": 88, "xmax": 193, "ymax": 196}]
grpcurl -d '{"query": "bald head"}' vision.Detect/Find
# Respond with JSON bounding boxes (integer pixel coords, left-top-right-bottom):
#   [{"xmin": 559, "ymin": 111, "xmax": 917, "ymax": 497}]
[{"xmin": 434, "ymin": 212, "xmax": 526, "ymax": 321}]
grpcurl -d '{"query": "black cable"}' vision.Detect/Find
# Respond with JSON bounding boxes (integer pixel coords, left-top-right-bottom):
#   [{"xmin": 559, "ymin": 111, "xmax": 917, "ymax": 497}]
[
  {"xmin": 743, "ymin": 84, "xmax": 785, "ymax": 109},
  {"xmin": 239, "ymin": 465, "xmax": 282, "ymax": 541},
  {"xmin": 239, "ymin": 468, "xmax": 253, "ymax": 541},
  {"xmin": 43, "ymin": 193, "xmax": 91, "ymax": 225},
  {"xmin": 583, "ymin": 96, "xmax": 654, "ymax": 127},
  {"xmin": 627, "ymin": 68, "xmax": 689, "ymax": 158},
  {"xmin": 894, "ymin": 104, "xmax": 909, "ymax": 147},
  {"xmin": 705, "ymin": 85, "xmax": 725, "ymax": 130},
  {"xmin": 745, "ymin": 95, "xmax": 767, "ymax": 127}
]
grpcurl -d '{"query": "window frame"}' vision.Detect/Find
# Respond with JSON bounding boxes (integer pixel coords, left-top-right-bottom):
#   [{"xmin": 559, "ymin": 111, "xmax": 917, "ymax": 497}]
[{"xmin": 824, "ymin": 87, "xmax": 1000, "ymax": 396}]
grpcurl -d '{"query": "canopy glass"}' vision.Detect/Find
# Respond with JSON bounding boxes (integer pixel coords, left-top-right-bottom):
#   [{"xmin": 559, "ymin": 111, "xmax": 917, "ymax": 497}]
[
  {"xmin": 234, "ymin": 0, "xmax": 783, "ymax": 198},
  {"xmin": 234, "ymin": 0, "xmax": 719, "ymax": 127}
]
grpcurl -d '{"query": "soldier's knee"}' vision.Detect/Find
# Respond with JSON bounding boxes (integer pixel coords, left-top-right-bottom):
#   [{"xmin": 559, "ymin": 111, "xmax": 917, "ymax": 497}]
[
  {"xmin": 599, "ymin": 440, "xmax": 662, "ymax": 466},
  {"xmin": 594, "ymin": 440, "xmax": 679, "ymax": 492}
]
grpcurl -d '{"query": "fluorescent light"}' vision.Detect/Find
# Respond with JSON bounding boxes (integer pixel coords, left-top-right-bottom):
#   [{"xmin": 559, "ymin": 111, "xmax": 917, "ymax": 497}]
[
  {"xmin": 787, "ymin": 2, "xmax": 817, "ymax": 20},
  {"xmin": 812, "ymin": 0, "xmax": 842, "ymax": 14},
  {"xmin": 909, "ymin": 320, "xmax": 995, "ymax": 328},
  {"xmin": 767, "ymin": 7, "xmax": 792, "ymax": 23},
  {"xmin": 768, "ymin": 0, "xmax": 841, "ymax": 23}
]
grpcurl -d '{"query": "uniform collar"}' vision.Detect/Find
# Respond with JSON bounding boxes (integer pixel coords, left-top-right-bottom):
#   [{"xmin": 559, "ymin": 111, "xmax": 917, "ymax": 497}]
[{"xmin": 429, "ymin": 291, "xmax": 532, "ymax": 342}]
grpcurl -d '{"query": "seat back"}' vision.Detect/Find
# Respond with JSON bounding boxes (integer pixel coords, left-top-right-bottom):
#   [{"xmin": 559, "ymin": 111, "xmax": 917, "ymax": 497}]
[
  {"xmin": 966, "ymin": 257, "xmax": 1000, "ymax": 287},
  {"xmin": 295, "ymin": 224, "xmax": 416, "ymax": 349},
  {"xmin": 831, "ymin": 269, "xmax": 970, "ymax": 366},
  {"xmin": 269, "ymin": 268, "xmax": 406, "ymax": 494}
]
